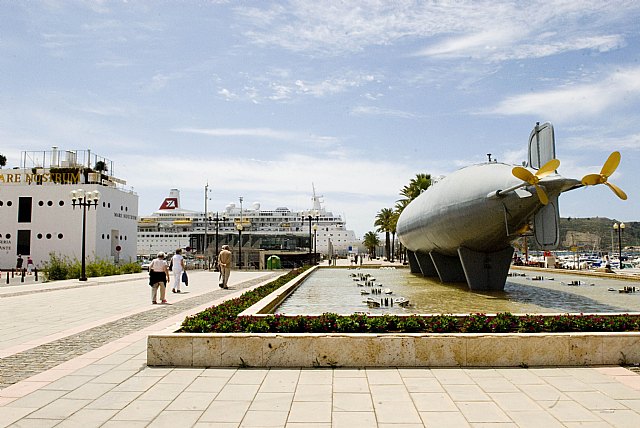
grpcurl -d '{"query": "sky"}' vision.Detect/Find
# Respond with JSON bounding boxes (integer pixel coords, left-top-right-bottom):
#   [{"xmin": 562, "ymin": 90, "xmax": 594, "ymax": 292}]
[{"xmin": 1, "ymin": 0, "xmax": 639, "ymax": 239}]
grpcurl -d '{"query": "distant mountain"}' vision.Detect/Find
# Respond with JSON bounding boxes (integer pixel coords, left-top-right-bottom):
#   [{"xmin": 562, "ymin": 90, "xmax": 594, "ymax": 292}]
[{"xmin": 557, "ymin": 217, "xmax": 638, "ymax": 252}]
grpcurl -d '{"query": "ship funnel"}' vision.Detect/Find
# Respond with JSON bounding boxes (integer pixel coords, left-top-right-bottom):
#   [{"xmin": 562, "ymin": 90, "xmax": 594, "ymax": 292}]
[{"xmin": 159, "ymin": 189, "xmax": 181, "ymax": 210}]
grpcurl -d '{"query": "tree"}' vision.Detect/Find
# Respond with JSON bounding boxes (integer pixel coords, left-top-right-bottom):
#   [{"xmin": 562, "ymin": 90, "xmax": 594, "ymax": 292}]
[
  {"xmin": 394, "ymin": 173, "xmax": 432, "ymax": 263},
  {"xmin": 0, "ymin": 154, "xmax": 6, "ymax": 169},
  {"xmin": 374, "ymin": 208, "xmax": 394, "ymax": 261},
  {"xmin": 362, "ymin": 231, "xmax": 380, "ymax": 258},
  {"xmin": 397, "ymin": 173, "xmax": 432, "ymax": 208}
]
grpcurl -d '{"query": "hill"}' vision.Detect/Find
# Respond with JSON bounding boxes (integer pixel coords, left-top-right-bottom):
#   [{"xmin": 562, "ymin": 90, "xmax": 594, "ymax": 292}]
[{"xmin": 557, "ymin": 217, "xmax": 638, "ymax": 252}]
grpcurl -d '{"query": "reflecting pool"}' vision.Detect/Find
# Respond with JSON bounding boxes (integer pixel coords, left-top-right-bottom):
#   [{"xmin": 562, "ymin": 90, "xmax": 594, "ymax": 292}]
[{"xmin": 274, "ymin": 268, "xmax": 640, "ymax": 315}]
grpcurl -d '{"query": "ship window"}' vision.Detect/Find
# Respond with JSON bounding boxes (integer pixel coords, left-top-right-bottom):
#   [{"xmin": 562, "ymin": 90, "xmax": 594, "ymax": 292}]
[
  {"xmin": 47, "ymin": 201, "xmax": 53, "ymax": 206},
  {"xmin": 58, "ymin": 233, "xmax": 63, "ymax": 239},
  {"xmin": 6, "ymin": 201, "xmax": 11, "ymax": 206},
  {"xmin": 37, "ymin": 233, "xmax": 43, "ymax": 239},
  {"xmin": 46, "ymin": 233, "xmax": 52, "ymax": 239},
  {"xmin": 38, "ymin": 201, "xmax": 44, "ymax": 206},
  {"xmin": 5, "ymin": 234, "xmax": 10, "ymax": 239},
  {"xmin": 18, "ymin": 197, "xmax": 32, "ymax": 223},
  {"xmin": 59, "ymin": 201, "xmax": 64, "ymax": 206}
]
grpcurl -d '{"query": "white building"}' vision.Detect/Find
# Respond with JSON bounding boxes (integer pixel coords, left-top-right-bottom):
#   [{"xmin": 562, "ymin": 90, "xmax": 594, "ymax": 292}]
[{"xmin": 0, "ymin": 149, "xmax": 138, "ymax": 270}]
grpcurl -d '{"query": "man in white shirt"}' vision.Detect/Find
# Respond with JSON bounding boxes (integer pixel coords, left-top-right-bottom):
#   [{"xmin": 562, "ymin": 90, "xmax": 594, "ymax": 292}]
[{"xmin": 170, "ymin": 248, "xmax": 186, "ymax": 293}]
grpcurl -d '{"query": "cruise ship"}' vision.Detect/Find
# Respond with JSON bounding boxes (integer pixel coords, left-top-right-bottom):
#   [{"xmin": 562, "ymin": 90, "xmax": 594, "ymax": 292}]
[{"xmin": 137, "ymin": 188, "xmax": 360, "ymax": 267}]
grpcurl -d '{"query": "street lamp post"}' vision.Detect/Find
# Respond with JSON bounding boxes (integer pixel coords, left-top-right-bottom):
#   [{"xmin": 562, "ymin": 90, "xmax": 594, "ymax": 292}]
[
  {"xmin": 204, "ymin": 183, "xmax": 211, "ymax": 268},
  {"xmin": 70, "ymin": 189, "xmax": 101, "ymax": 281},
  {"xmin": 613, "ymin": 222, "xmax": 625, "ymax": 269},
  {"xmin": 307, "ymin": 215, "xmax": 313, "ymax": 265},
  {"xmin": 312, "ymin": 223, "xmax": 318, "ymax": 264},
  {"xmin": 238, "ymin": 197, "xmax": 243, "ymax": 269},
  {"xmin": 212, "ymin": 212, "xmax": 227, "ymax": 271}
]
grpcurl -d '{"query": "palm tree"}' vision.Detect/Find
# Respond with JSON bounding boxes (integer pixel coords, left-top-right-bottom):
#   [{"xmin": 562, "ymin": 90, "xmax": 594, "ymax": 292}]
[
  {"xmin": 398, "ymin": 173, "xmax": 432, "ymax": 207},
  {"xmin": 374, "ymin": 208, "xmax": 394, "ymax": 261},
  {"xmin": 394, "ymin": 174, "xmax": 432, "ymax": 263},
  {"xmin": 388, "ymin": 210, "xmax": 399, "ymax": 262},
  {"xmin": 362, "ymin": 231, "xmax": 380, "ymax": 258}
]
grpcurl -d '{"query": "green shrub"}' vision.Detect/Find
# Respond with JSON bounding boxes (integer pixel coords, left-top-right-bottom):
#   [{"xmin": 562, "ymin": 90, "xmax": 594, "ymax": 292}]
[{"xmin": 42, "ymin": 252, "xmax": 142, "ymax": 281}]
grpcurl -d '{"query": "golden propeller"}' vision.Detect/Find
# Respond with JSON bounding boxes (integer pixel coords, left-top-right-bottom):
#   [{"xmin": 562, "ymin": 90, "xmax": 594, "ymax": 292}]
[
  {"xmin": 512, "ymin": 159, "xmax": 560, "ymax": 205},
  {"xmin": 581, "ymin": 151, "xmax": 627, "ymax": 200}
]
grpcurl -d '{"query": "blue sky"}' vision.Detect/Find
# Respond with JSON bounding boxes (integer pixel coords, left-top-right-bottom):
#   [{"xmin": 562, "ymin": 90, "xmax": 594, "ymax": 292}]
[{"xmin": 1, "ymin": 1, "xmax": 639, "ymax": 238}]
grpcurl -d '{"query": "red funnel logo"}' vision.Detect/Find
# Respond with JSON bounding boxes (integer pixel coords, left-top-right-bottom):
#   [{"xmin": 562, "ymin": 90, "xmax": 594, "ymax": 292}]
[{"xmin": 159, "ymin": 198, "xmax": 178, "ymax": 210}]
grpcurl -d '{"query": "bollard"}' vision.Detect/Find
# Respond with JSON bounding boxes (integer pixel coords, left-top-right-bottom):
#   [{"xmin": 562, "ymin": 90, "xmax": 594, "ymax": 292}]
[
  {"xmin": 35, "ymin": 268, "xmax": 38, "ymax": 282},
  {"xmin": 11, "ymin": 269, "xmax": 14, "ymax": 278},
  {"xmin": 6, "ymin": 271, "xmax": 8, "ymax": 284},
  {"xmin": 21, "ymin": 268, "xmax": 25, "ymax": 282},
  {"xmin": 391, "ymin": 298, "xmax": 393, "ymax": 307}
]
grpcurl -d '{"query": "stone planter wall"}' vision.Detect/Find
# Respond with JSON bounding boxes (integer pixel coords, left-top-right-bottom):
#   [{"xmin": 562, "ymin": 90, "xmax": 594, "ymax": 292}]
[{"xmin": 147, "ymin": 332, "xmax": 640, "ymax": 368}]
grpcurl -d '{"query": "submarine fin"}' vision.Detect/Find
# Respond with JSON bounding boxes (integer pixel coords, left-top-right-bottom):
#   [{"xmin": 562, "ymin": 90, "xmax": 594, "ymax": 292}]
[{"xmin": 533, "ymin": 195, "xmax": 560, "ymax": 249}]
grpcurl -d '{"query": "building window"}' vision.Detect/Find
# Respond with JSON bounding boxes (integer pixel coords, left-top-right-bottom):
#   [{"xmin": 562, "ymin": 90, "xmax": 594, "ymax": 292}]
[
  {"xmin": 47, "ymin": 201, "xmax": 53, "ymax": 206},
  {"xmin": 17, "ymin": 230, "xmax": 31, "ymax": 256},
  {"xmin": 18, "ymin": 197, "xmax": 32, "ymax": 223},
  {"xmin": 46, "ymin": 233, "xmax": 52, "ymax": 239},
  {"xmin": 37, "ymin": 233, "xmax": 43, "ymax": 239},
  {"xmin": 38, "ymin": 201, "xmax": 44, "ymax": 206},
  {"xmin": 59, "ymin": 201, "xmax": 64, "ymax": 206},
  {"xmin": 58, "ymin": 233, "xmax": 63, "ymax": 239}
]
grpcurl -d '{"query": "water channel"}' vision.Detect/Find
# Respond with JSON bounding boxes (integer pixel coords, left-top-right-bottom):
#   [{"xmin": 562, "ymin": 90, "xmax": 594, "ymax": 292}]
[{"xmin": 274, "ymin": 267, "xmax": 640, "ymax": 315}]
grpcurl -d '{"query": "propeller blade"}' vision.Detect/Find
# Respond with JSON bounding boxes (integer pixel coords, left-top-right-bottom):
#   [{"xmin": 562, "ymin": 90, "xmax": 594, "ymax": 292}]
[
  {"xmin": 535, "ymin": 185, "xmax": 549, "ymax": 205},
  {"xmin": 581, "ymin": 173, "xmax": 602, "ymax": 186},
  {"xmin": 601, "ymin": 151, "xmax": 621, "ymax": 177},
  {"xmin": 605, "ymin": 181, "xmax": 628, "ymax": 200},
  {"xmin": 536, "ymin": 159, "xmax": 560, "ymax": 178},
  {"xmin": 512, "ymin": 166, "xmax": 535, "ymax": 183}
]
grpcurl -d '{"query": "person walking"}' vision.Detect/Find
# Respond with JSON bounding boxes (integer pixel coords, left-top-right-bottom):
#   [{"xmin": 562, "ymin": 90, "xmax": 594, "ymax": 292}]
[
  {"xmin": 217, "ymin": 245, "xmax": 232, "ymax": 289},
  {"xmin": 16, "ymin": 254, "xmax": 23, "ymax": 271},
  {"xmin": 170, "ymin": 248, "xmax": 185, "ymax": 293},
  {"xmin": 149, "ymin": 252, "xmax": 170, "ymax": 304},
  {"xmin": 26, "ymin": 256, "xmax": 34, "ymax": 275}
]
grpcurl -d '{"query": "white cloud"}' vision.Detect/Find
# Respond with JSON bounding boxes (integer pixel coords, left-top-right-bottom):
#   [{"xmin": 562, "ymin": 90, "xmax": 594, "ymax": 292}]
[
  {"xmin": 485, "ymin": 67, "xmax": 640, "ymax": 120},
  {"xmin": 350, "ymin": 106, "xmax": 418, "ymax": 119},
  {"xmin": 236, "ymin": 1, "xmax": 636, "ymax": 60},
  {"xmin": 173, "ymin": 127, "xmax": 339, "ymax": 145}
]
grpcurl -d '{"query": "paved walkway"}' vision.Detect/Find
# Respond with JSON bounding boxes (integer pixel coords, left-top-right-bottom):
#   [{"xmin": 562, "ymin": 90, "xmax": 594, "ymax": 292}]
[{"xmin": 1, "ymin": 268, "xmax": 640, "ymax": 427}]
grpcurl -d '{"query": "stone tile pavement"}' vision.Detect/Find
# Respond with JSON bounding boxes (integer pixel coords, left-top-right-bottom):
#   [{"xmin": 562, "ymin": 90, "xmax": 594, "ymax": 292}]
[{"xmin": 1, "ymin": 269, "xmax": 640, "ymax": 427}]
